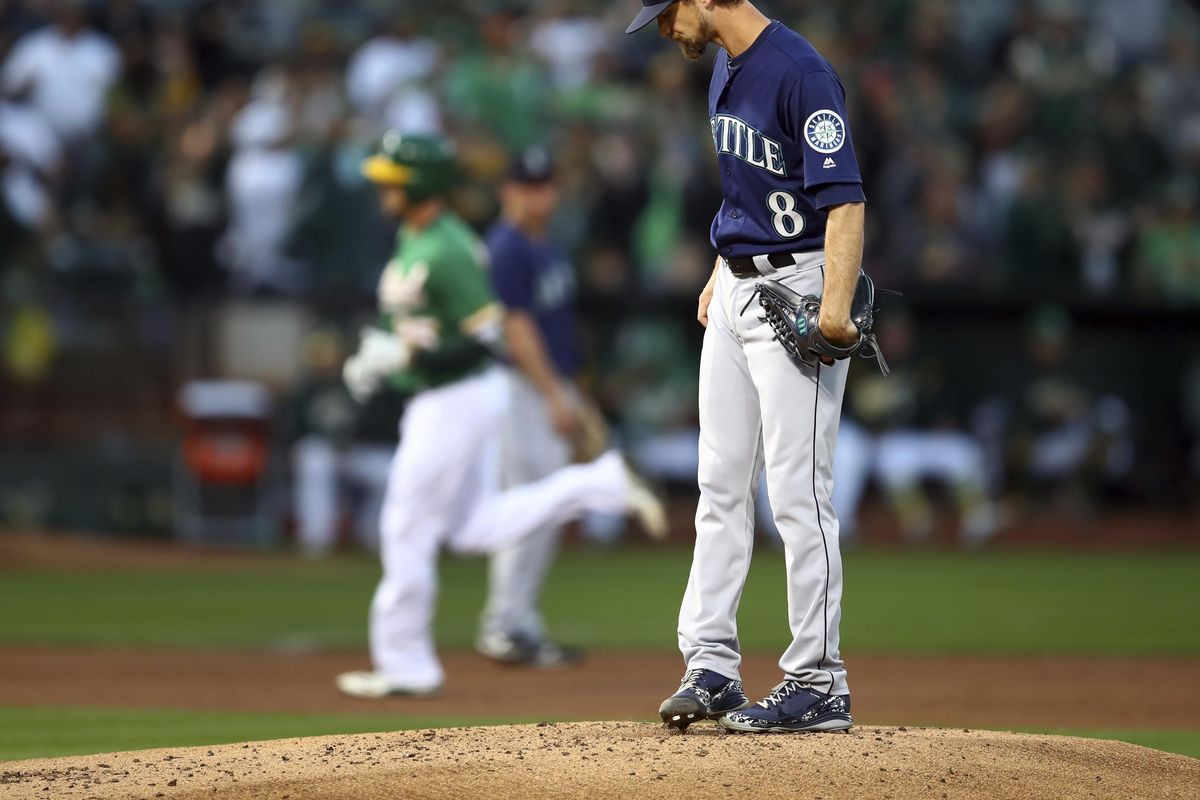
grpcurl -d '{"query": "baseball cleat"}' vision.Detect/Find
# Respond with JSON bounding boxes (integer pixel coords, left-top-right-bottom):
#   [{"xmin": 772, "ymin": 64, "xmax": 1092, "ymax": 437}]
[
  {"xmin": 623, "ymin": 461, "xmax": 669, "ymax": 541},
  {"xmin": 658, "ymin": 668, "xmax": 750, "ymax": 732},
  {"xmin": 335, "ymin": 671, "xmax": 441, "ymax": 699},
  {"xmin": 475, "ymin": 631, "xmax": 583, "ymax": 669},
  {"xmin": 718, "ymin": 680, "xmax": 852, "ymax": 733}
]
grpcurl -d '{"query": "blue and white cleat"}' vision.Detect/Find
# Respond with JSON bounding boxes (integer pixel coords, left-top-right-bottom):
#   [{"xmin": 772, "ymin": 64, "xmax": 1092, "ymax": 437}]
[
  {"xmin": 658, "ymin": 668, "xmax": 750, "ymax": 732},
  {"xmin": 719, "ymin": 680, "xmax": 852, "ymax": 733}
]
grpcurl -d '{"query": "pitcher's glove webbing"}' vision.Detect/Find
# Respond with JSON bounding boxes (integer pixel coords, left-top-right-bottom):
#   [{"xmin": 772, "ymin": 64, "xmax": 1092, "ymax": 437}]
[
  {"xmin": 571, "ymin": 397, "xmax": 612, "ymax": 463},
  {"xmin": 743, "ymin": 272, "xmax": 890, "ymax": 376}
]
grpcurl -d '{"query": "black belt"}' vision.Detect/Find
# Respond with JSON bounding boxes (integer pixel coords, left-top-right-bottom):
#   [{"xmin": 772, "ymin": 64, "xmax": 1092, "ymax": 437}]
[{"xmin": 724, "ymin": 252, "xmax": 810, "ymax": 279}]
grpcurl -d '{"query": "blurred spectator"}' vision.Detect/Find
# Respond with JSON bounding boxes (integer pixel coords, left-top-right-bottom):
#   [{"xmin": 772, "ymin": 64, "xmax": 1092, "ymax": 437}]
[
  {"xmin": 344, "ymin": 16, "xmax": 441, "ymax": 134},
  {"xmin": 219, "ymin": 98, "xmax": 306, "ymax": 295},
  {"xmin": 442, "ymin": 8, "xmax": 551, "ymax": 151},
  {"xmin": 1002, "ymin": 150, "xmax": 1078, "ymax": 292},
  {"xmin": 0, "ymin": 92, "xmax": 61, "ymax": 235},
  {"xmin": 885, "ymin": 146, "xmax": 990, "ymax": 287},
  {"xmin": 1, "ymin": 0, "xmax": 1198, "ymax": 537},
  {"xmin": 1062, "ymin": 149, "xmax": 1131, "ymax": 296},
  {"xmin": 1091, "ymin": 0, "xmax": 1169, "ymax": 66},
  {"xmin": 832, "ymin": 310, "xmax": 999, "ymax": 546},
  {"xmin": 610, "ymin": 319, "xmax": 701, "ymax": 487},
  {"xmin": 1134, "ymin": 178, "xmax": 1200, "ymax": 305},
  {"xmin": 1003, "ymin": 306, "xmax": 1134, "ymax": 515},
  {"xmin": 530, "ymin": 5, "xmax": 609, "ymax": 90},
  {"xmin": 1, "ymin": 0, "xmax": 120, "ymax": 145}
]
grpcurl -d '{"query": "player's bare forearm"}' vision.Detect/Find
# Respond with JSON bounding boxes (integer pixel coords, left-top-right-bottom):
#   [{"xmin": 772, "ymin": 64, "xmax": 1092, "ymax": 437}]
[
  {"xmin": 504, "ymin": 311, "xmax": 580, "ymax": 437},
  {"xmin": 819, "ymin": 202, "xmax": 865, "ymax": 345},
  {"xmin": 504, "ymin": 311, "xmax": 568, "ymax": 401}
]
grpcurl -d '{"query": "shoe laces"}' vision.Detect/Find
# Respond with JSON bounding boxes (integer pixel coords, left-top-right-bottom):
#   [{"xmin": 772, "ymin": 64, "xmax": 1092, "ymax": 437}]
[
  {"xmin": 758, "ymin": 679, "xmax": 805, "ymax": 709},
  {"xmin": 682, "ymin": 668, "xmax": 722, "ymax": 691}
]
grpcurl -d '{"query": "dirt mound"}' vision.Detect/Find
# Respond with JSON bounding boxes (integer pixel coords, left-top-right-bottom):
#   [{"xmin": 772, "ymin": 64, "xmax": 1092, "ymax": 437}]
[{"xmin": 3, "ymin": 722, "xmax": 1197, "ymax": 800}]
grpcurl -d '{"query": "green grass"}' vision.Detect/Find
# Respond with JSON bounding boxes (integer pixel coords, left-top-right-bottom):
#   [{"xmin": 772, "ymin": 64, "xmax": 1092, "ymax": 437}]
[
  {"xmin": 2, "ymin": 548, "xmax": 1198, "ymax": 655},
  {"xmin": 1013, "ymin": 727, "xmax": 1200, "ymax": 760},
  {"xmin": 0, "ymin": 706, "xmax": 533, "ymax": 762},
  {"xmin": 2, "ymin": 706, "xmax": 1197, "ymax": 763}
]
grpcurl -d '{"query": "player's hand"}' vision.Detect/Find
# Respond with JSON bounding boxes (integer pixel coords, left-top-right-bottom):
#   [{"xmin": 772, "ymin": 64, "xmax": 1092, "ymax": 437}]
[
  {"xmin": 342, "ymin": 328, "xmax": 413, "ymax": 403},
  {"xmin": 697, "ymin": 283, "xmax": 716, "ymax": 328},
  {"xmin": 548, "ymin": 389, "xmax": 581, "ymax": 439},
  {"xmin": 817, "ymin": 315, "xmax": 860, "ymax": 365},
  {"xmin": 342, "ymin": 352, "xmax": 379, "ymax": 403}
]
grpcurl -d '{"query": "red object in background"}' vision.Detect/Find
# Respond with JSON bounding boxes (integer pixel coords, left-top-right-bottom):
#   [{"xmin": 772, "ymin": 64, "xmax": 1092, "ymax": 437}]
[
  {"xmin": 174, "ymin": 380, "xmax": 278, "ymax": 546},
  {"xmin": 182, "ymin": 420, "xmax": 270, "ymax": 485},
  {"xmin": 177, "ymin": 380, "xmax": 274, "ymax": 485}
]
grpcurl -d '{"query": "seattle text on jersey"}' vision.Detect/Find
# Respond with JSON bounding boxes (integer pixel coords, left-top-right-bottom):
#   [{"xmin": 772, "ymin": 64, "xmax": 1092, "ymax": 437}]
[{"xmin": 709, "ymin": 114, "xmax": 787, "ymax": 177}]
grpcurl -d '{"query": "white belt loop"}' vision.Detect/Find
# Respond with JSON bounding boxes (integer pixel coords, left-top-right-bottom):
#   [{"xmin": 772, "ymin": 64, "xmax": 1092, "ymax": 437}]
[
  {"xmin": 789, "ymin": 251, "xmax": 824, "ymax": 273},
  {"xmin": 752, "ymin": 253, "xmax": 776, "ymax": 276}
]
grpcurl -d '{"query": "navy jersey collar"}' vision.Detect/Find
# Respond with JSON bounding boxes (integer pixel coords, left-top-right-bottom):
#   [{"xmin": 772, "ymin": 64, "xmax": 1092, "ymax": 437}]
[{"xmin": 728, "ymin": 20, "xmax": 780, "ymax": 70}]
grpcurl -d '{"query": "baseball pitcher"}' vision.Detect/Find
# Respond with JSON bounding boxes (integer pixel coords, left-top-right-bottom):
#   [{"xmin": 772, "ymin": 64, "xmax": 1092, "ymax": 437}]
[{"xmin": 629, "ymin": 0, "xmax": 884, "ymax": 733}]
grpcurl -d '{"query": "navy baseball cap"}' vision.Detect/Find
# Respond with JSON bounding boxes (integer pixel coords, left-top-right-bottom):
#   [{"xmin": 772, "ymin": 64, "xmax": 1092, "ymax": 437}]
[
  {"xmin": 626, "ymin": 0, "xmax": 675, "ymax": 34},
  {"xmin": 509, "ymin": 146, "xmax": 555, "ymax": 184}
]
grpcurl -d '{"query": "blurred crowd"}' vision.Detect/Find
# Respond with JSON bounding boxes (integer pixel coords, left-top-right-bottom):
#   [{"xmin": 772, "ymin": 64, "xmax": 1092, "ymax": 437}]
[
  {"xmin": 1, "ymin": 0, "xmax": 1198, "ymax": 538},
  {"xmin": 3, "ymin": 0, "xmax": 1198, "ymax": 300}
]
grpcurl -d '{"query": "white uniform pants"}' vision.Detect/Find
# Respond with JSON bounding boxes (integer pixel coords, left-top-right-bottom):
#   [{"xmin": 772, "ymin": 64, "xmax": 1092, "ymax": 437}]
[
  {"xmin": 832, "ymin": 423, "xmax": 988, "ymax": 532},
  {"xmin": 680, "ymin": 254, "xmax": 851, "ymax": 695},
  {"xmin": 479, "ymin": 370, "xmax": 573, "ymax": 641},
  {"xmin": 370, "ymin": 368, "xmax": 631, "ymax": 686}
]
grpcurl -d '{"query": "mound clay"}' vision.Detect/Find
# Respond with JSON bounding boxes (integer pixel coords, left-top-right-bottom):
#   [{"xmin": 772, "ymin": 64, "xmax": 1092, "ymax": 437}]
[{"xmin": 3, "ymin": 722, "xmax": 1198, "ymax": 799}]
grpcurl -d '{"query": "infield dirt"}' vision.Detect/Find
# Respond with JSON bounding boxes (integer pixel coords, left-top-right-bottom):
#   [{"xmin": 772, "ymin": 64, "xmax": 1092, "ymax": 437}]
[{"xmin": 4, "ymin": 722, "xmax": 1199, "ymax": 799}]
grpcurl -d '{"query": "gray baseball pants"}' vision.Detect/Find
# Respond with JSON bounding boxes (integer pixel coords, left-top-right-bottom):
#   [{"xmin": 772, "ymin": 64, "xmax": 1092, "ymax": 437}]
[{"xmin": 679, "ymin": 252, "xmax": 850, "ymax": 696}]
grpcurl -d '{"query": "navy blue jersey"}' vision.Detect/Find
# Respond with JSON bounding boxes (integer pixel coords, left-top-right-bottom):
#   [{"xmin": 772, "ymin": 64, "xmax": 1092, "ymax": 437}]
[
  {"xmin": 708, "ymin": 21, "xmax": 866, "ymax": 259},
  {"xmin": 486, "ymin": 220, "xmax": 581, "ymax": 377}
]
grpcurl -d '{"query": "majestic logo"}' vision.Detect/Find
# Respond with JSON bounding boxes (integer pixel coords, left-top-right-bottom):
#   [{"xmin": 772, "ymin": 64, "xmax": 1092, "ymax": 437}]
[
  {"xmin": 823, "ymin": 157, "xmax": 837, "ymax": 169},
  {"xmin": 805, "ymin": 110, "xmax": 845, "ymax": 154},
  {"xmin": 710, "ymin": 115, "xmax": 788, "ymax": 177}
]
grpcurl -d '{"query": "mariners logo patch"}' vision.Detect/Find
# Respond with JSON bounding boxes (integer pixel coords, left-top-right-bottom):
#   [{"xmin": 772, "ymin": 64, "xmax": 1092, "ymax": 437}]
[{"xmin": 804, "ymin": 110, "xmax": 845, "ymax": 154}]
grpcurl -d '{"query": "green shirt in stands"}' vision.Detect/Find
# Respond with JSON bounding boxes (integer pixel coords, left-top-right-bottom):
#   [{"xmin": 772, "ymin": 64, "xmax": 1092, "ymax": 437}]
[{"xmin": 377, "ymin": 211, "xmax": 501, "ymax": 394}]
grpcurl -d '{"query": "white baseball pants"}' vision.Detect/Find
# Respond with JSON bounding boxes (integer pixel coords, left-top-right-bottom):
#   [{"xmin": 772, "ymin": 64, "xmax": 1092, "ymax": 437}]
[
  {"xmin": 679, "ymin": 253, "xmax": 851, "ymax": 695},
  {"xmin": 370, "ymin": 368, "xmax": 631, "ymax": 687}
]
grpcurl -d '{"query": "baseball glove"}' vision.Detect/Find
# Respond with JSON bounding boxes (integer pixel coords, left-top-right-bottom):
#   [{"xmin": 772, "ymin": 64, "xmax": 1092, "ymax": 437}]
[
  {"xmin": 743, "ymin": 272, "xmax": 890, "ymax": 376},
  {"xmin": 571, "ymin": 396, "xmax": 612, "ymax": 463}
]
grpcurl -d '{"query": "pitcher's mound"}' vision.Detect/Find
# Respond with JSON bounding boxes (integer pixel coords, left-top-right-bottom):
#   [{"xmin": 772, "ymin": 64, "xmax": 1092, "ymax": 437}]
[{"xmin": 3, "ymin": 722, "xmax": 1197, "ymax": 799}]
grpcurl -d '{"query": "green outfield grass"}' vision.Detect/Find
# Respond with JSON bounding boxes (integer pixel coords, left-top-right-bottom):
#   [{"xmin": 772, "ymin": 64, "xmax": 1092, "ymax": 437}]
[
  {"xmin": 1, "ymin": 707, "xmax": 1197, "ymax": 763},
  {"xmin": 2, "ymin": 548, "xmax": 1198, "ymax": 655},
  {"xmin": 1015, "ymin": 727, "xmax": 1200, "ymax": 761}
]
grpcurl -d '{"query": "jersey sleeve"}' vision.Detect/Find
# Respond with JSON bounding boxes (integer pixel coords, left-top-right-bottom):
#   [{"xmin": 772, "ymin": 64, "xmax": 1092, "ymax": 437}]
[
  {"xmin": 427, "ymin": 243, "xmax": 502, "ymax": 340},
  {"xmin": 786, "ymin": 70, "xmax": 866, "ymax": 204},
  {"xmin": 487, "ymin": 232, "xmax": 536, "ymax": 311}
]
